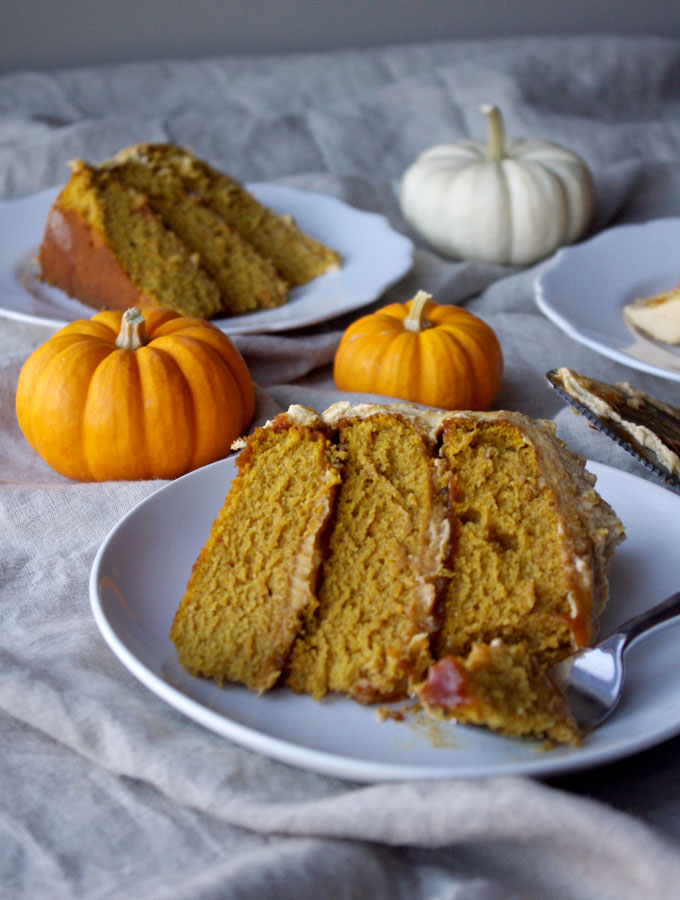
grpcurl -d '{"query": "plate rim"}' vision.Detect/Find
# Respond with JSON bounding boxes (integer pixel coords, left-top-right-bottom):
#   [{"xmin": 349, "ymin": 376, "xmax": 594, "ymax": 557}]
[
  {"xmin": 534, "ymin": 216, "xmax": 680, "ymax": 382},
  {"xmin": 0, "ymin": 182, "xmax": 413, "ymax": 336},
  {"xmin": 89, "ymin": 456, "xmax": 680, "ymax": 782}
]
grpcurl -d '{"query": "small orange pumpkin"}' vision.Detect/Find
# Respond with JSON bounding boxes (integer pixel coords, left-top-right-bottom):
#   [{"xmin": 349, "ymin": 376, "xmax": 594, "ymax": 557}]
[
  {"xmin": 16, "ymin": 306, "xmax": 255, "ymax": 481},
  {"xmin": 334, "ymin": 290, "xmax": 503, "ymax": 410}
]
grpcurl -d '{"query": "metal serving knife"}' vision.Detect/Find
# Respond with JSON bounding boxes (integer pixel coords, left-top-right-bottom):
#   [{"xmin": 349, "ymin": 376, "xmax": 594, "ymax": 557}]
[{"xmin": 545, "ymin": 367, "xmax": 680, "ymax": 495}]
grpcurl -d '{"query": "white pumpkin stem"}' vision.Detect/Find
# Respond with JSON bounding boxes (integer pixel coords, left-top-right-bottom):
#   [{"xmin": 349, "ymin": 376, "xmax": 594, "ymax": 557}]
[
  {"xmin": 403, "ymin": 290, "xmax": 434, "ymax": 332},
  {"xmin": 481, "ymin": 104, "xmax": 505, "ymax": 161},
  {"xmin": 115, "ymin": 307, "xmax": 149, "ymax": 350}
]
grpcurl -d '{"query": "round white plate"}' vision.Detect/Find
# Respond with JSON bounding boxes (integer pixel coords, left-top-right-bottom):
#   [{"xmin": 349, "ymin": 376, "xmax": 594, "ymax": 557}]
[
  {"xmin": 0, "ymin": 184, "xmax": 413, "ymax": 335},
  {"xmin": 90, "ymin": 457, "xmax": 680, "ymax": 782},
  {"xmin": 535, "ymin": 218, "xmax": 680, "ymax": 381}
]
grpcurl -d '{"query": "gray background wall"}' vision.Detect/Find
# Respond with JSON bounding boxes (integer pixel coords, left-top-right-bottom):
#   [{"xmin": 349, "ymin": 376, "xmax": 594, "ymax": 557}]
[{"xmin": 3, "ymin": 0, "xmax": 680, "ymax": 74}]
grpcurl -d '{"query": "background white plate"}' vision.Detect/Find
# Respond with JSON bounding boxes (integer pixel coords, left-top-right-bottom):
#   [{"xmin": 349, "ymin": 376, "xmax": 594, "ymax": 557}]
[
  {"xmin": 0, "ymin": 184, "xmax": 413, "ymax": 335},
  {"xmin": 535, "ymin": 218, "xmax": 680, "ymax": 381},
  {"xmin": 90, "ymin": 457, "xmax": 680, "ymax": 782}
]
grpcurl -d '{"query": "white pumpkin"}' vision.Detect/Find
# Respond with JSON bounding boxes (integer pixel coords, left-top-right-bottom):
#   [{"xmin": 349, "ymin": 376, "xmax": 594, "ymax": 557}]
[{"xmin": 400, "ymin": 105, "xmax": 596, "ymax": 266}]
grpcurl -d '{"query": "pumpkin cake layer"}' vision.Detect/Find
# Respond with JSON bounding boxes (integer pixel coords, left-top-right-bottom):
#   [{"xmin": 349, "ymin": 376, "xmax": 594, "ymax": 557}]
[
  {"xmin": 121, "ymin": 143, "xmax": 342, "ymax": 287},
  {"xmin": 38, "ymin": 143, "xmax": 340, "ymax": 318},
  {"xmin": 419, "ymin": 410, "xmax": 623, "ymax": 743},
  {"xmin": 170, "ymin": 401, "xmax": 624, "ymax": 744},
  {"xmin": 38, "ymin": 160, "xmax": 223, "ymax": 319},
  {"xmin": 285, "ymin": 411, "xmax": 449, "ymax": 703},
  {"xmin": 436, "ymin": 412, "xmax": 620, "ymax": 668},
  {"xmin": 170, "ymin": 419, "xmax": 342, "ymax": 692}
]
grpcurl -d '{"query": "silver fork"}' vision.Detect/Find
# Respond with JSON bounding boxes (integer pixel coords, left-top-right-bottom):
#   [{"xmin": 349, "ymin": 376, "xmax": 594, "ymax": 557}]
[{"xmin": 549, "ymin": 590, "xmax": 680, "ymax": 731}]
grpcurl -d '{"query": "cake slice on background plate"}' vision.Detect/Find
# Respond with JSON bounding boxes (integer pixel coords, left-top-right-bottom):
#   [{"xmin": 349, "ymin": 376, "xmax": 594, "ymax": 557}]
[
  {"xmin": 623, "ymin": 285, "xmax": 680, "ymax": 344},
  {"xmin": 38, "ymin": 142, "xmax": 341, "ymax": 319}
]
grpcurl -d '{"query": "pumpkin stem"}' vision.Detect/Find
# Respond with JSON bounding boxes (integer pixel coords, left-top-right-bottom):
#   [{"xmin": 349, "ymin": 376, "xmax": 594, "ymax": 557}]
[
  {"xmin": 481, "ymin": 104, "xmax": 505, "ymax": 161},
  {"xmin": 403, "ymin": 290, "xmax": 434, "ymax": 332},
  {"xmin": 115, "ymin": 307, "xmax": 149, "ymax": 351}
]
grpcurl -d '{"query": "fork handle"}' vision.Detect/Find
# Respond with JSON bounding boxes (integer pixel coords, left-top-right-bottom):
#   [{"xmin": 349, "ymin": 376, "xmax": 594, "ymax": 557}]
[{"xmin": 613, "ymin": 589, "xmax": 680, "ymax": 651}]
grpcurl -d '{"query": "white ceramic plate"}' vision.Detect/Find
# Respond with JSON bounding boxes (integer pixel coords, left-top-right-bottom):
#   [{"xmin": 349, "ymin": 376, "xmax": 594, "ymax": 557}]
[
  {"xmin": 0, "ymin": 184, "xmax": 413, "ymax": 335},
  {"xmin": 90, "ymin": 457, "xmax": 680, "ymax": 782},
  {"xmin": 535, "ymin": 218, "xmax": 680, "ymax": 381}
]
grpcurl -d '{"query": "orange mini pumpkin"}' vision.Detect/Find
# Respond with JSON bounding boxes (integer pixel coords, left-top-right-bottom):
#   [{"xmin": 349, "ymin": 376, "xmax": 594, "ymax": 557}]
[
  {"xmin": 334, "ymin": 290, "xmax": 503, "ymax": 410},
  {"xmin": 16, "ymin": 306, "xmax": 255, "ymax": 481}
]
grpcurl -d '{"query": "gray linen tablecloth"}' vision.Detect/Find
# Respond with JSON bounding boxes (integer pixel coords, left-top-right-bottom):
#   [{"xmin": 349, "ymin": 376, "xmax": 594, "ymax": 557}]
[{"xmin": 3, "ymin": 34, "xmax": 680, "ymax": 899}]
